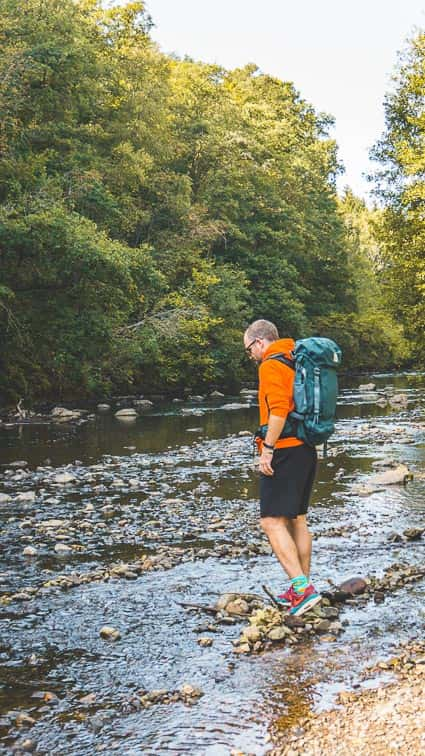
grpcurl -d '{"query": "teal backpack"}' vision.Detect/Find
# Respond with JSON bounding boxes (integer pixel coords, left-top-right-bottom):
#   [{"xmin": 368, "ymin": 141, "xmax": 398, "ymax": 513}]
[{"xmin": 258, "ymin": 337, "xmax": 342, "ymax": 449}]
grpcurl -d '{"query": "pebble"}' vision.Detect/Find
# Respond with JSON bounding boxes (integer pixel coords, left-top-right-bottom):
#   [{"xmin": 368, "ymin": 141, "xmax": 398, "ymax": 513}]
[
  {"xmin": 99, "ymin": 626, "xmax": 121, "ymax": 641},
  {"xmin": 53, "ymin": 473, "xmax": 75, "ymax": 484},
  {"xmin": 115, "ymin": 408, "xmax": 138, "ymax": 418},
  {"xmin": 22, "ymin": 546, "xmax": 38, "ymax": 557},
  {"xmin": 198, "ymin": 637, "xmax": 213, "ymax": 647},
  {"xmin": 16, "ymin": 492, "xmax": 36, "ymax": 502},
  {"xmin": 54, "ymin": 543, "xmax": 72, "ymax": 553}
]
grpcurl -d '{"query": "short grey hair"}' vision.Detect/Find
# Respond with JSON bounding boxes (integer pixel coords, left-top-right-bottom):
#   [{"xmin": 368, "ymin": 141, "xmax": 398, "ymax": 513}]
[{"xmin": 245, "ymin": 319, "xmax": 279, "ymax": 342}]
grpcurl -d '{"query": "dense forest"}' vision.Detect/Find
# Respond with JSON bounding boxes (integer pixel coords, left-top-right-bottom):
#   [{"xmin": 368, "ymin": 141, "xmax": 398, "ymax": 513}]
[{"xmin": 0, "ymin": 0, "xmax": 423, "ymax": 402}]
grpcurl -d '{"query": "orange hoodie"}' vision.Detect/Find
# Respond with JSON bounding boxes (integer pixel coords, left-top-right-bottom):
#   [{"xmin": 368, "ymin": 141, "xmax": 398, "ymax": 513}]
[{"xmin": 258, "ymin": 338, "xmax": 303, "ymax": 450}]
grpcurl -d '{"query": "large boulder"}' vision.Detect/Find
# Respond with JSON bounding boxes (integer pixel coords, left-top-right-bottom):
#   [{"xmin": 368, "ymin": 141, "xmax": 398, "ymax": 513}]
[{"xmin": 370, "ymin": 464, "xmax": 413, "ymax": 485}]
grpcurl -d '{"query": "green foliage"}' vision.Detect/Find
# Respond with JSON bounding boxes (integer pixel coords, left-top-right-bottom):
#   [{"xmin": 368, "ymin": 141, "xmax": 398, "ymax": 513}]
[
  {"xmin": 0, "ymin": 204, "xmax": 163, "ymax": 398},
  {"xmin": 334, "ymin": 190, "xmax": 411, "ymax": 368},
  {"xmin": 0, "ymin": 0, "xmax": 413, "ymax": 402},
  {"xmin": 315, "ymin": 311, "xmax": 408, "ymax": 372},
  {"xmin": 371, "ymin": 31, "xmax": 425, "ymax": 360}
]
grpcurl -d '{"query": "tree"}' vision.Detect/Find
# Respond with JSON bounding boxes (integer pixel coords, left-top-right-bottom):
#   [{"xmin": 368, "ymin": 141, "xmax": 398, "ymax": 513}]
[{"xmin": 371, "ymin": 31, "xmax": 425, "ymax": 358}]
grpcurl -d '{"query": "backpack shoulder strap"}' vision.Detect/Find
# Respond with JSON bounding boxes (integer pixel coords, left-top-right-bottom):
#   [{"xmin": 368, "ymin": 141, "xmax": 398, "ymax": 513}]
[{"xmin": 263, "ymin": 353, "xmax": 295, "ymax": 371}]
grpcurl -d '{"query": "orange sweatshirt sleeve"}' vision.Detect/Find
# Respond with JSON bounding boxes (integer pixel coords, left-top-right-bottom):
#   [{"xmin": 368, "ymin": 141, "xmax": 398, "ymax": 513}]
[{"xmin": 259, "ymin": 359, "xmax": 294, "ymax": 420}]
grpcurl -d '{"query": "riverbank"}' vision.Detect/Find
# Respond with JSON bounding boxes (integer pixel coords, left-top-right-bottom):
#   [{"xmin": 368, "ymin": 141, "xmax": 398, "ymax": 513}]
[{"xmin": 269, "ymin": 640, "xmax": 425, "ymax": 755}]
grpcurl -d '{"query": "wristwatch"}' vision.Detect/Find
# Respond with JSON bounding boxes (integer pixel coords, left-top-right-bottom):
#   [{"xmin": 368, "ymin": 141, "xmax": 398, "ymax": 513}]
[{"xmin": 263, "ymin": 441, "xmax": 274, "ymax": 450}]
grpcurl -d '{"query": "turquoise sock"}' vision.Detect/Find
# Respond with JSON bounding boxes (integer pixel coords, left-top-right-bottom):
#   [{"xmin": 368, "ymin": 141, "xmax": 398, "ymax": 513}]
[{"xmin": 291, "ymin": 575, "xmax": 309, "ymax": 594}]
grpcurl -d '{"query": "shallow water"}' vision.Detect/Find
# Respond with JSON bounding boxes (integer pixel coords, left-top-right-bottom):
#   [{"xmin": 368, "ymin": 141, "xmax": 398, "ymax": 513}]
[{"xmin": 0, "ymin": 373, "xmax": 424, "ymax": 754}]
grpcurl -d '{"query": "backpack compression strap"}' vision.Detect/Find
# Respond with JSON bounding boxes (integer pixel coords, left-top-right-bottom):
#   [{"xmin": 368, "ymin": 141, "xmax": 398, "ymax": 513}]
[{"xmin": 263, "ymin": 353, "xmax": 295, "ymax": 371}]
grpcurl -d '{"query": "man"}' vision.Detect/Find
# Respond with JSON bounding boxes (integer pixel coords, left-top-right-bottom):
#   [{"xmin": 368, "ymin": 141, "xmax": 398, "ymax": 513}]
[{"xmin": 244, "ymin": 319, "xmax": 321, "ymax": 616}]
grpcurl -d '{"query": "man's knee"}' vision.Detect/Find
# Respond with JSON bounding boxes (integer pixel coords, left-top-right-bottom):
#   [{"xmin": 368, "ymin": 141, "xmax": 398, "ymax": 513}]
[{"xmin": 261, "ymin": 516, "xmax": 290, "ymax": 535}]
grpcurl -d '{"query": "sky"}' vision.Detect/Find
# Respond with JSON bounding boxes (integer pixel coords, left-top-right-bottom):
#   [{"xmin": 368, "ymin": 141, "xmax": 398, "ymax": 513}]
[{"xmin": 143, "ymin": 0, "xmax": 425, "ymax": 202}]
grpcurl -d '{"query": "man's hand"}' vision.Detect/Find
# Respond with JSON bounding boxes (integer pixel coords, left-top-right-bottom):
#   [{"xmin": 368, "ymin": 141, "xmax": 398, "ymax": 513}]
[{"xmin": 259, "ymin": 449, "xmax": 274, "ymax": 476}]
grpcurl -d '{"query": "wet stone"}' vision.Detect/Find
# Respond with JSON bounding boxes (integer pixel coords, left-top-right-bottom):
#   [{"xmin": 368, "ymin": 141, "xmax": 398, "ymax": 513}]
[
  {"xmin": 198, "ymin": 637, "xmax": 213, "ymax": 647},
  {"xmin": 403, "ymin": 528, "xmax": 424, "ymax": 541},
  {"xmin": 99, "ymin": 626, "xmax": 121, "ymax": 641},
  {"xmin": 268, "ymin": 626, "xmax": 292, "ymax": 641},
  {"xmin": 338, "ymin": 577, "xmax": 367, "ymax": 596}
]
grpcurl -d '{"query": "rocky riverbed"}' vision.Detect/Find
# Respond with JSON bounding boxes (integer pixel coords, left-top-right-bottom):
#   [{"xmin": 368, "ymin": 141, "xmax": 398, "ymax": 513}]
[{"xmin": 0, "ymin": 372, "xmax": 424, "ymax": 754}]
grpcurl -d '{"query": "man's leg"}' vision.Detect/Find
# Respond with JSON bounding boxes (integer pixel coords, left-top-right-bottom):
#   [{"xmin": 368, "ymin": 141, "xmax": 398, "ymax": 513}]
[
  {"xmin": 287, "ymin": 515, "xmax": 312, "ymax": 578},
  {"xmin": 261, "ymin": 516, "xmax": 304, "ymax": 579}
]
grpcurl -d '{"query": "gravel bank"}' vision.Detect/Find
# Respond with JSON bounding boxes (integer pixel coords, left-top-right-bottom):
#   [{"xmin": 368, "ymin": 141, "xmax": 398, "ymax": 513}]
[{"xmin": 270, "ymin": 641, "xmax": 425, "ymax": 755}]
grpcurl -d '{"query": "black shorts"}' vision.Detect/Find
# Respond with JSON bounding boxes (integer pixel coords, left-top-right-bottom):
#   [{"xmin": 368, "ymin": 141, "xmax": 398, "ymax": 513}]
[{"xmin": 260, "ymin": 444, "xmax": 317, "ymax": 519}]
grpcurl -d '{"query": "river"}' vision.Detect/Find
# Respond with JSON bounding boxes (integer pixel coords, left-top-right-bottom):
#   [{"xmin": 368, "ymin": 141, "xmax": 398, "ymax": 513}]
[{"xmin": 0, "ymin": 372, "xmax": 424, "ymax": 754}]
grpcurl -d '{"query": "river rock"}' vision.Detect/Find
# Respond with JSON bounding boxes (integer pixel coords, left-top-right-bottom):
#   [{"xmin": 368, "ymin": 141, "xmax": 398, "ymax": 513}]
[
  {"xmin": 389, "ymin": 393, "xmax": 408, "ymax": 407},
  {"xmin": 198, "ymin": 637, "xmax": 213, "ymax": 647},
  {"xmin": 79, "ymin": 693, "xmax": 97, "ymax": 705},
  {"xmin": 54, "ymin": 543, "xmax": 72, "ymax": 553},
  {"xmin": 321, "ymin": 606, "xmax": 340, "ymax": 619},
  {"xmin": 0, "ymin": 493, "xmax": 11, "ymax": 503},
  {"xmin": 215, "ymin": 593, "xmax": 239, "ymax": 611},
  {"xmin": 133, "ymin": 400, "xmax": 153, "ymax": 410},
  {"xmin": 210, "ymin": 391, "xmax": 224, "ymax": 398},
  {"xmin": 16, "ymin": 491, "xmax": 36, "ymax": 501},
  {"xmin": 100, "ymin": 625, "xmax": 121, "ymax": 641},
  {"xmin": 267, "ymin": 626, "xmax": 292, "ymax": 641},
  {"xmin": 234, "ymin": 643, "xmax": 251, "ymax": 654},
  {"xmin": 41, "ymin": 518, "xmax": 68, "ymax": 528},
  {"xmin": 115, "ymin": 408, "xmax": 138, "ymax": 418},
  {"xmin": 403, "ymin": 528, "xmax": 424, "ymax": 541},
  {"xmin": 97, "ymin": 404, "xmax": 111, "ymax": 412},
  {"xmin": 23, "ymin": 546, "xmax": 38, "ymax": 557},
  {"xmin": 225, "ymin": 599, "xmax": 250, "ymax": 615},
  {"xmin": 15, "ymin": 713, "xmax": 36, "ymax": 727},
  {"xmin": 180, "ymin": 684, "xmax": 203, "ymax": 699},
  {"xmin": 314, "ymin": 619, "xmax": 332, "ymax": 633},
  {"xmin": 13, "ymin": 739, "xmax": 35, "ymax": 752},
  {"xmin": 222, "ymin": 403, "xmax": 248, "ymax": 410},
  {"xmin": 338, "ymin": 577, "xmax": 367, "ymax": 596},
  {"xmin": 53, "ymin": 472, "xmax": 75, "ymax": 484},
  {"xmin": 358, "ymin": 383, "xmax": 376, "ymax": 391},
  {"xmin": 51, "ymin": 407, "xmax": 81, "ymax": 422},
  {"xmin": 370, "ymin": 464, "xmax": 413, "ymax": 485},
  {"xmin": 241, "ymin": 625, "xmax": 262, "ymax": 643}
]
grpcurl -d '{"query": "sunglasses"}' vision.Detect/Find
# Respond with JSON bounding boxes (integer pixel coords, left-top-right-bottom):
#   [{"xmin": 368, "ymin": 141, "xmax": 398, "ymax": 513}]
[{"xmin": 245, "ymin": 338, "xmax": 258, "ymax": 355}]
